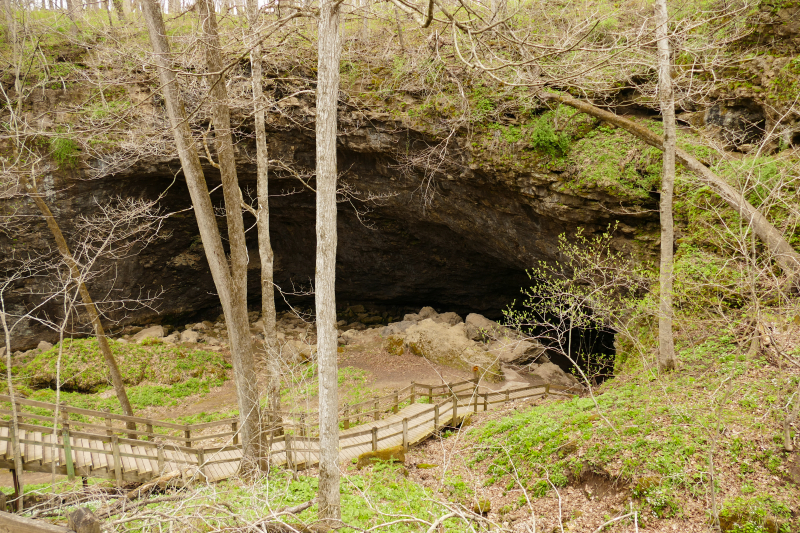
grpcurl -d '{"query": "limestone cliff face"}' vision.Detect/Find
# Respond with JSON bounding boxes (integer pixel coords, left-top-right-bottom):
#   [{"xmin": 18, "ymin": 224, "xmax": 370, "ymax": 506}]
[{"xmin": 1, "ymin": 104, "xmax": 660, "ymax": 350}]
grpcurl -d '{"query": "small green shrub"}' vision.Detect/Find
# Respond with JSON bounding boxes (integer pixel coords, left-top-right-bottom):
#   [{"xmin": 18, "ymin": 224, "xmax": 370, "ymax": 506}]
[{"xmin": 50, "ymin": 137, "xmax": 79, "ymax": 168}]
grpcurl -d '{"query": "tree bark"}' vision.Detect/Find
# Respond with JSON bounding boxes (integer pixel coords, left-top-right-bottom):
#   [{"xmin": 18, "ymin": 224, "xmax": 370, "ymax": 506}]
[
  {"xmin": 141, "ymin": 0, "xmax": 262, "ymax": 466},
  {"xmin": 542, "ymin": 92, "xmax": 800, "ymax": 286},
  {"xmin": 111, "ymin": 0, "xmax": 124, "ymax": 20},
  {"xmin": 1, "ymin": 310, "xmax": 25, "ymax": 511},
  {"xmin": 246, "ymin": 0, "xmax": 280, "ymax": 416},
  {"xmin": 19, "ymin": 173, "xmax": 137, "ymax": 433},
  {"xmin": 654, "ymin": 0, "xmax": 676, "ymax": 371},
  {"xmin": 316, "ymin": 0, "xmax": 342, "ymax": 522},
  {"xmin": 197, "ymin": 0, "xmax": 263, "ymax": 469}
]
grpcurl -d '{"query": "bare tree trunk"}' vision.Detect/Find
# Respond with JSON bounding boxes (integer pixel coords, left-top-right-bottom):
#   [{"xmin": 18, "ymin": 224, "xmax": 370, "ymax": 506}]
[
  {"xmin": 393, "ymin": 5, "xmax": 404, "ymax": 51},
  {"xmin": 168, "ymin": 0, "xmax": 177, "ymax": 13},
  {"xmin": 542, "ymin": 92, "xmax": 800, "ymax": 286},
  {"xmin": 1, "ymin": 312, "xmax": 25, "ymax": 511},
  {"xmin": 141, "ymin": 0, "xmax": 262, "ymax": 465},
  {"xmin": 246, "ymin": 0, "xmax": 280, "ymax": 416},
  {"xmin": 19, "ymin": 174, "xmax": 137, "ymax": 433},
  {"xmin": 111, "ymin": 0, "xmax": 123, "ymax": 20},
  {"xmin": 316, "ymin": 0, "xmax": 342, "ymax": 522},
  {"xmin": 197, "ymin": 0, "xmax": 263, "ymax": 469},
  {"xmin": 654, "ymin": 0, "xmax": 676, "ymax": 371}
]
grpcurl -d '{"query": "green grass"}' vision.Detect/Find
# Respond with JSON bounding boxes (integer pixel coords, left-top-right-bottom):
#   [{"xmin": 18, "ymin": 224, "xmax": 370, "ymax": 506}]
[
  {"xmin": 465, "ymin": 336, "xmax": 799, "ymax": 527},
  {"xmin": 22, "ymin": 337, "xmax": 230, "ymax": 393}
]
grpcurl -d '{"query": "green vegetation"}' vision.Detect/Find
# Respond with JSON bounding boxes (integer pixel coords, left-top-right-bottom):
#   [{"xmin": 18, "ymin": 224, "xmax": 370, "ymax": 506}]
[
  {"xmin": 50, "ymin": 136, "xmax": 80, "ymax": 168},
  {"xmin": 22, "ymin": 337, "xmax": 230, "ymax": 393}
]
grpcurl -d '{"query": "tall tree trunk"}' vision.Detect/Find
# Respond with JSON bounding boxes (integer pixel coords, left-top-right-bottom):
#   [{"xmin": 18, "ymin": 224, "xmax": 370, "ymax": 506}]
[
  {"xmin": 654, "ymin": 0, "xmax": 676, "ymax": 371},
  {"xmin": 140, "ymin": 0, "xmax": 262, "ymax": 466},
  {"xmin": 316, "ymin": 0, "xmax": 342, "ymax": 522},
  {"xmin": 2, "ymin": 312, "xmax": 25, "ymax": 511},
  {"xmin": 196, "ymin": 0, "xmax": 263, "ymax": 470},
  {"xmin": 542, "ymin": 92, "xmax": 800, "ymax": 286},
  {"xmin": 19, "ymin": 174, "xmax": 137, "ymax": 432},
  {"xmin": 111, "ymin": 0, "xmax": 123, "ymax": 20},
  {"xmin": 246, "ymin": 0, "xmax": 280, "ymax": 416}
]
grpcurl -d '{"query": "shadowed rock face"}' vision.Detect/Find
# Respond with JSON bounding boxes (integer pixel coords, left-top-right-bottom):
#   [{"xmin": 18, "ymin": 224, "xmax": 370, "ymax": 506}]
[{"xmin": 1, "ymin": 121, "xmax": 658, "ymax": 350}]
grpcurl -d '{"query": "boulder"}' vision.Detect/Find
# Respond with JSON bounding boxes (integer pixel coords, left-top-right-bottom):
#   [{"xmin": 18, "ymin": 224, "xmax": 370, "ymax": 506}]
[
  {"xmin": 404, "ymin": 319, "xmax": 503, "ymax": 382},
  {"xmin": 341, "ymin": 329, "xmax": 366, "ymax": 345},
  {"xmin": 163, "ymin": 332, "xmax": 181, "ymax": 344},
  {"xmin": 403, "ymin": 313, "xmax": 421, "ymax": 322},
  {"xmin": 465, "ymin": 313, "xmax": 513, "ymax": 342},
  {"xmin": 433, "ymin": 312, "xmax": 463, "ymax": 326},
  {"xmin": 357, "ymin": 445, "xmax": 405, "ymax": 468},
  {"xmin": 346, "ymin": 322, "xmax": 366, "ymax": 331},
  {"xmin": 380, "ymin": 320, "xmax": 415, "ymax": 336},
  {"xmin": 133, "ymin": 325, "xmax": 165, "ymax": 343},
  {"xmin": 180, "ymin": 330, "xmax": 200, "ymax": 343},
  {"xmin": 37, "ymin": 340, "xmax": 53, "ymax": 352},
  {"xmin": 488, "ymin": 338, "xmax": 547, "ymax": 365},
  {"xmin": 283, "ymin": 340, "xmax": 316, "ymax": 361},
  {"xmin": 418, "ymin": 306, "xmax": 438, "ymax": 319},
  {"xmin": 362, "ymin": 315, "xmax": 385, "ymax": 325},
  {"xmin": 531, "ymin": 362, "xmax": 581, "ymax": 389},
  {"xmin": 68, "ymin": 507, "xmax": 101, "ymax": 533}
]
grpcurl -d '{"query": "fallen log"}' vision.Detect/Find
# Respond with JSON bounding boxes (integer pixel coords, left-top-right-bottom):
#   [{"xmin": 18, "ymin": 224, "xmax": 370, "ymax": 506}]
[{"xmin": 542, "ymin": 91, "xmax": 800, "ymax": 285}]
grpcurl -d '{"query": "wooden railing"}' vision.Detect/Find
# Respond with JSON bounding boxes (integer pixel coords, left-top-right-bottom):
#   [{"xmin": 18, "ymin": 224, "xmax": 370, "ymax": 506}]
[{"xmin": 0, "ymin": 379, "xmax": 578, "ymax": 480}]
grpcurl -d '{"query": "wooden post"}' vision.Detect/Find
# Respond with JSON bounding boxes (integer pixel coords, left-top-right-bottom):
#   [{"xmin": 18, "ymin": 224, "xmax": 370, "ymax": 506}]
[
  {"xmin": 146, "ymin": 422, "xmax": 154, "ymax": 442},
  {"xmin": 427, "ymin": 385, "xmax": 433, "ymax": 404},
  {"xmin": 505, "ymin": 390, "xmax": 510, "ymax": 402},
  {"xmin": 434, "ymin": 404, "xmax": 439, "ymax": 429},
  {"xmin": 393, "ymin": 390, "xmax": 399, "ymax": 413},
  {"xmin": 544, "ymin": 383, "xmax": 550, "ymax": 399},
  {"xmin": 483, "ymin": 392, "xmax": 488, "ymax": 412},
  {"xmin": 402, "ymin": 418, "xmax": 408, "ymax": 451},
  {"xmin": 104, "ymin": 409, "xmax": 114, "ymax": 437},
  {"xmin": 472, "ymin": 366, "xmax": 479, "ymax": 413},
  {"xmin": 184, "ymin": 426, "xmax": 191, "ymax": 448},
  {"xmin": 232, "ymin": 421, "xmax": 239, "ymax": 445},
  {"xmin": 61, "ymin": 411, "xmax": 75, "ymax": 481},
  {"xmin": 371, "ymin": 426, "xmax": 377, "ymax": 451},
  {"xmin": 410, "ymin": 381, "xmax": 416, "ymax": 404},
  {"xmin": 299, "ymin": 414, "xmax": 306, "ymax": 437},
  {"xmin": 343, "ymin": 407, "xmax": 350, "ymax": 430},
  {"xmin": 111, "ymin": 435, "xmax": 122, "ymax": 486},
  {"xmin": 373, "ymin": 400, "xmax": 379, "ymax": 421},
  {"xmin": 285, "ymin": 435, "xmax": 293, "ymax": 471},
  {"xmin": 452, "ymin": 395, "xmax": 458, "ymax": 424},
  {"xmin": 157, "ymin": 446, "xmax": 165, "ymax": 474},
  {"xmin": 197, "ymin": 448, "xmax": 205, "ymax": 478}
]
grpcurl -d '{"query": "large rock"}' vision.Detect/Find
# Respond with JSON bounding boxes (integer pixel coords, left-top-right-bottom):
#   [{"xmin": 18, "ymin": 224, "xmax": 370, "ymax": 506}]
[
  {"xmin": 432, "ymin": 311, "xmax": 463, "ymax": 326},
  {"xmin": 488, "ymin": 338, "xmax": 547, "ymax": 365},
  {"xmin": 180, "ymin": 329, "xmax": 200, "ymax": 343},
  {"xmin": 531, "ymin": 362, "xmax": 581, "ymax": 389},
  {"xmin": 37, "ymin": 340, "xmax": 53, "ymax": 352},
  {"xmin": 465, "ymin": 313, "xmax": 513, "ymax": 342},
  {"xmin": 404, "ymin": 319, "xmax": 503, "ymax": 382},
  {"xmin": 133, "ymin": 325, "xmax": 165, "ymax": 343},
  {"xmin": 380, "ymin": 320, "xmax": 415, "ymax": 336},
  {"xmin": 357, "ymin": 445, "xmax": 405, "ymax": 469}
]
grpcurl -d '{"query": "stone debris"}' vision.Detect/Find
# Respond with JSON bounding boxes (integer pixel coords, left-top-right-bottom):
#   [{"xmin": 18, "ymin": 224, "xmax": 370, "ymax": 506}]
[
  {"xmin": 180, "ymin": 330, "xmax": 200, "ymax": 344},
  {"xmin": 133, "ymin": 325, "xmax": 165, "ymax": 343}
]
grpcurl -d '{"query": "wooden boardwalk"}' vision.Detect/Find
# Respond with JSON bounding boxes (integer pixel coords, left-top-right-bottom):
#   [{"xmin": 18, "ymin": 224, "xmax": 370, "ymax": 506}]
[{"xmin": 0, "ymin": 379, "xmax": 576, "ymax": 485}]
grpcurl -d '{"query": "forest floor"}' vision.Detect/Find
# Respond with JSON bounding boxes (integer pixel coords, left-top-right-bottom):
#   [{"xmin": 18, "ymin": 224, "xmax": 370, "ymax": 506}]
[{"xmin": 2, "ymin": 313, "xmax": 800, "ymax": 533}]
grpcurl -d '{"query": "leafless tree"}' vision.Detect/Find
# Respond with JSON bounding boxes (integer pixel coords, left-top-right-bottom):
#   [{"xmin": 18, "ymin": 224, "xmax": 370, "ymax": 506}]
[
  {"xmin": 315, "ymin": 0, "xmax": 342, "ymax": 521},
  {"xmin": 654, "ymin": 0, "xmax": 676, "ymax": 371}
]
